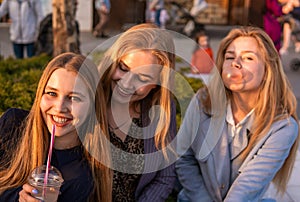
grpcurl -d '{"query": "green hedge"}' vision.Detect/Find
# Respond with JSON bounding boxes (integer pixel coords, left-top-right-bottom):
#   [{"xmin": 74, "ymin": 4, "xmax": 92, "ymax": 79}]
[
  {"xmin": 0, "ymin": 54, "xmax": 51, "ymax": 115},
  {"xmin": 174, "ymin": 69, "xmax": 204, "ymax": 129}
]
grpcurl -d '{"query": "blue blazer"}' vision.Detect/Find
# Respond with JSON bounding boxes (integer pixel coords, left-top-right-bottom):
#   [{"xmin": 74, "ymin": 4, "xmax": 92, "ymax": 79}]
[
  {"xmin": 134, "ymin": 99, "xmax": 177, "ymax": 202},
  {"xmin": 176, "ymin": 91, "xmax": 299, "ymax": 202}
]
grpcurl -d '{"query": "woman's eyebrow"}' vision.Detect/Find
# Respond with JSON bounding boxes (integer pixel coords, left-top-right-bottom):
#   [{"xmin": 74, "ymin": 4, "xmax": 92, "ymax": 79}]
[
  {"xmin": 225, "ymin": 50, "xmax": 258, "ymax": 55},
  {"xmin": 225, "ymin": 50, "xmax": 234, "ymax": 54},
  {"xmin": 119, "ymin": 61, "xmax": 129, "ymax": 69},
  {"xmin": 45, "ymin": 86, "xmax": 56, "ymax": 90}
]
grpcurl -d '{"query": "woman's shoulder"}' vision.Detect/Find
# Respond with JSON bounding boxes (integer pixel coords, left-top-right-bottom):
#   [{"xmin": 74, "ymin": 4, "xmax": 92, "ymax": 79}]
[
  {"xmin": 0, "ymin": 108, "xmax": 29, "ymax": 164},
  {"xmin": 0, "ymin": 108, "xmax": 29, "ymax": 130},
  {"xmin": 273, "ymin": 115, "xmax": 299, "ymax": 129},
  {"xmin": 274, "ymin": 116, "xmax": 299, "ymax": 137},
  {"xmin": 259, "ymin": 115, "xmax": 299, "ymax": 147},
  {"xmin": 1, "ymin": 107, "xmax": 28, "ymax": 127},
  {"xmin": 1, "ymin": 107, "xmax": 29, "ymax": 118}
]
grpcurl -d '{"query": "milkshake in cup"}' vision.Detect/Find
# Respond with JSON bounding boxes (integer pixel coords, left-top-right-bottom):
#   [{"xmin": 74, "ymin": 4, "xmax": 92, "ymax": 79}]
[{"xmin": 28, "ymin": 165, "xmax": 64, "ymax": 202}]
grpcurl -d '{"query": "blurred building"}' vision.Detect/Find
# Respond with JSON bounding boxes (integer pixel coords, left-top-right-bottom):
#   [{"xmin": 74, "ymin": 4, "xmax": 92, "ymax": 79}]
[
  {"xmin": 0, "ymin": 0, "xmax": 265, "ymax": 31},
  {"xmin": 39, "ymin": 0, "xmax": 146, "ymax": 31},
  {"xmin": 88, "ymin": 0, "xmax": 265, "ymax": 31},
  {"xmin": 165, "ymin": 0, "xmax": 264, "ymax": 27}
]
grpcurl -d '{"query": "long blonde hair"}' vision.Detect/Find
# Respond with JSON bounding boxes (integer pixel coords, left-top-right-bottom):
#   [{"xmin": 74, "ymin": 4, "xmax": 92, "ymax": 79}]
[
  {"xmin": 0, "ymin": 52, "xmax": 112, "ymax": 201},
  {"xmin": 206, "ymin": 26, "xmax": 299, "ymax": 193},
  {"xmin": 99, "ymin": 23, "xmax": 175, "ymax": 155}
]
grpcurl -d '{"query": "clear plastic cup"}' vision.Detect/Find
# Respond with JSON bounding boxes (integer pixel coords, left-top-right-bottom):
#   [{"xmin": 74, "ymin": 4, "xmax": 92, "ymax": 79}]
[{"xmin": 28, "ymin": 165, "xmax": 64, "ymax": 202}]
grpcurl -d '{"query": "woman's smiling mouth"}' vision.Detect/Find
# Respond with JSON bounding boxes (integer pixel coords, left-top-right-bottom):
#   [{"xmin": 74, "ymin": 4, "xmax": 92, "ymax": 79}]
[
  {"xmin": 52, "ymin": 115, "xmax": 71, "ymax": 126},
  {"xmin": 116, "ymin": 85, "xmax": 134, "ymax": 97}
]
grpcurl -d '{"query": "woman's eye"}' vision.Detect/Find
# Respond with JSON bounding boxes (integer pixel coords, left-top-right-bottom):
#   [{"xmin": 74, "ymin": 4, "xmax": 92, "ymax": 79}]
[
  {"xmin": 45, "ymin": 91, "xmax": 56, "ymax": 97},
  {"xmin": 118, "ymin": 63, "xmax": 128, "ymax": 72},
  {"xmin": 242, "ymin": 55, "xmax": 254, "ymax": 61},
  {"xmin": 224, "ymin": 53, "xmax": 235, "ymax": 60},
  {"xmin": 225, "ymin": 56, "xmax": 234, "ymax": 60},
  {"xmin": 69, "ymin": 96, "xmax": 82, "ymax": 102},
  {"xmin": 138, "ymin": 75, "xmax": 152, "ymax": 83}
]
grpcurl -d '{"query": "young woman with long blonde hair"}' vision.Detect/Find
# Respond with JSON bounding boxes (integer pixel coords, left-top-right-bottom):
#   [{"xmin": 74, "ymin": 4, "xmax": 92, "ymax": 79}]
[
  {"xmin": 0, "ymin": 52, "xmax": 112, "ymax": 201},
  {"xmin": 176, "ymin": 26, "xmax": 299, "ymax": 201},
  {"xmin": 99, "ymin": 23, "xmax": 177, "ymax": 201}
]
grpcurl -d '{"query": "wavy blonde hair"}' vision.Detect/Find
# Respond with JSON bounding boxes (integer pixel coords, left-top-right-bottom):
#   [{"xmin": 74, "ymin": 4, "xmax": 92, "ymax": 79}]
[
  {"xmin": 0, "ymin": 52, "xmax": 112, "ymax": 201},
  {"xmin": 99, "ymin": 23, "xmax": 175, "ymax": 156},
  {"xmin": 205, "ymin": 26, "xmax": 299, "ymax": 193}
]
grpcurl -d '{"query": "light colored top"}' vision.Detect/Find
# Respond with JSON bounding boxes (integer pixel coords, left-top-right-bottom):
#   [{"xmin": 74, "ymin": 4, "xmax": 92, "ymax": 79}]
[
  {"xmin": 226, "ymin": 103, "xmax": 255, "ymax": 183},
  {"xmin": 0, "ymin": 0, "xmax": 44, "ymax": 43},
  {"xmin": 226, "ymin": 102, "xmax": 254, "ymax": 142}
]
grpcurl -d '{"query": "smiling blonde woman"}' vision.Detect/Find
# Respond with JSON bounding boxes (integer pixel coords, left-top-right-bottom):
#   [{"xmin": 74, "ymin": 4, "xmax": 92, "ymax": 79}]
[
  {"xmin": 0, "ymin": 52, "xmax": 112, "ymax": 201},
  {"xmin": 99, "ymin": 23, "xmax": 177, "ymax": 202}
]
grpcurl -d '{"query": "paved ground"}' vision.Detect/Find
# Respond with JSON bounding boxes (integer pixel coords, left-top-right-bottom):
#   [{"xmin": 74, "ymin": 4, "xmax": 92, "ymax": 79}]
[{"xmin": 1, "ymin": 23, "xmax": 300, "ymax": 201}]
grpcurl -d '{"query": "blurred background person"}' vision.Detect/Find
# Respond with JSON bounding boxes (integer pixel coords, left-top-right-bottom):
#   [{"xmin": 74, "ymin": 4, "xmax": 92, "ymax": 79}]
[
  {"xmin": 279, "ymin": 0, "xmax": 300, "ymax": 55},
  {"xmin": 0, "ymin": 0, "xmax": 9, "ymax": 22},
  {"xmin": 159, "ymin": 8, "xmax": 170, "ymax": 29},
  {"xmin": 93, "ymin": 0, "xmax": 111, "ymax": 38},
  {"xmin": 263, "ymin": 0, "xmax": 283, "ymax": 52},
  {"xmin": 145, "ymin": 0, "xmax": 156, "ymax": 23},
  {"xmin": 0, "ymin": 0, "xmax": 44, "ymax": 59},
  {"xmin": 190, "ymin": 0, "xmax": 208, "ymax": 17},
  {"xmin": 190, "ymin": 31, "xmax": 214, "ymax": 74},
  {"xmin": 149, "ymin": 0, "xmax": 164, "ymax": 27}
]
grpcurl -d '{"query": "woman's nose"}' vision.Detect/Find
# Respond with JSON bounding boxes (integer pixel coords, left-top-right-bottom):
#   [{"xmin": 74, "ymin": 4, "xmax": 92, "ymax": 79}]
[
  {"xmin": 119, "ymin": 72, "xmax": 135, "ymax": 90},
  {"xmin": 232, "ymin": 59, "xmax": 242, "ymax": 69},
  {"xmin": 54, "ymin": 98, "xmax": 68, "ymax": 112}
]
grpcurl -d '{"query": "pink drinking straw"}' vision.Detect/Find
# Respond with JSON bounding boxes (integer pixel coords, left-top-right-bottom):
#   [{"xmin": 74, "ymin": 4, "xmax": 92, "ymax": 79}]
[{"xmin": 43, "ymin": 124, "xmax": 56, "ymax": 197}]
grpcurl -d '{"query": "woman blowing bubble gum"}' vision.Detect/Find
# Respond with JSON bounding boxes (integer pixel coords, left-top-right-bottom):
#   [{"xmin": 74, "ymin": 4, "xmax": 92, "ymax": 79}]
[
  {"xmin": 223, "ymin": 57, "xmax": 244, "ymax": 86},
  {"xmin": 176, "ymin": 26, "xmax": 299, "ymax": 201},
  {"xmin": 0, "ymin": 52, "xmax": 112, "ymax": 201}
]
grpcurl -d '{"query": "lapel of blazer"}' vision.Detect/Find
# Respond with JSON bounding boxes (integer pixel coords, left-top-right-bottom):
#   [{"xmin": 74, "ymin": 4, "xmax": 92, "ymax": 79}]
[
  {"xmin": 238, "ymin": 119, "xmax": 289, "ymax": 173},
  {"xmin": 193, "ymin": 110, "xmax": 230, "ymax": 202},
  {"xmin": 135, "ymin": 106, "xmax": 160, "ymax": 197}
]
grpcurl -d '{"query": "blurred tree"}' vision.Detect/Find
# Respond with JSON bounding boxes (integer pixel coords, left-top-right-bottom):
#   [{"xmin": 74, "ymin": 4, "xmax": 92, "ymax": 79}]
[{"xmin": 52, "ymin": 0, "xmax": 80, "ymax": 56}]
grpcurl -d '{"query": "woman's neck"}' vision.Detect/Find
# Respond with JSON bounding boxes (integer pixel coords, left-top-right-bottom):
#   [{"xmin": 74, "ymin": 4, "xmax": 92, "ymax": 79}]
[
  {"xmin": 231, "ymin": 93, "xmax": 255, "ymax": 124},
  {"xmin": 54, "ymin": 135, "xmax": 80, "ymax": 150},
  {"xmin": 110, "ymin": 99, "xmax": 141, "ymax": 118},
  {"xmin": 108, "ymin": 101, "xmax": 141, "ymax": 141}
]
